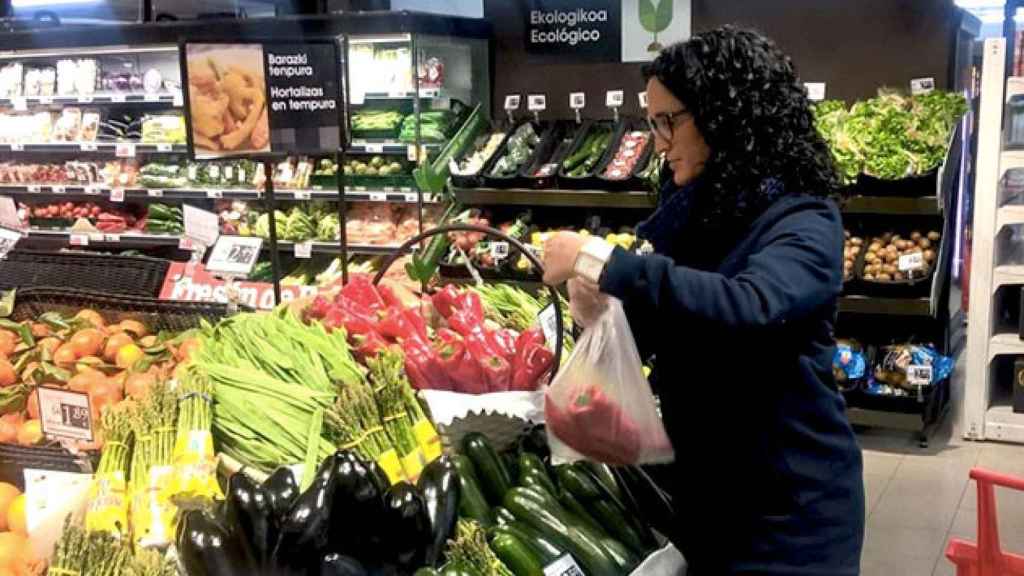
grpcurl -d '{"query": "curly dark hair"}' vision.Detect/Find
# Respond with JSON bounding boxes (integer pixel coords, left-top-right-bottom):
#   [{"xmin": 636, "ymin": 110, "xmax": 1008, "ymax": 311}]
[{"xmin": 643, "ymin": 26, "xmax": 839, "ymax": 227}]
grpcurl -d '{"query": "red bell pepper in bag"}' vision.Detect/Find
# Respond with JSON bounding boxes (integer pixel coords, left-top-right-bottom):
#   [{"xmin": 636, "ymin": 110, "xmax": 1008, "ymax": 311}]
[
  {"xmin": 511, "ymin": 342, "xmax": 554, "ymax": 391},
  {"xmin": 434, "ymin": 337, "xmax": 486, "ymax": 394},
  {"xmin": 432, "ymin": 285, "xmax": 461, "ymax": 319},
  {"xmin": 545, "ymin": 384, "xmax": 642, "ymax": 465}
]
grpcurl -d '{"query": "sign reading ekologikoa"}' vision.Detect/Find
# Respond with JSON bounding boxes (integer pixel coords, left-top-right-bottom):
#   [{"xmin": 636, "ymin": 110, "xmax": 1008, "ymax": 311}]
[{"xmin": 524, "ymin": 0, "xmax": 690, "ymax": 63}]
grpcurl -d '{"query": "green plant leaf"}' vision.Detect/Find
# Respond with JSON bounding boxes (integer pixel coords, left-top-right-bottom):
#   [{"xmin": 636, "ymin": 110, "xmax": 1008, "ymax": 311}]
[
  {"xmin": 639, "ymin": 0, "xmax": 658, "ymax": 33},
  {"xmin": 654, "ymin": 0, "xmax": 673, "ymax": 33}
]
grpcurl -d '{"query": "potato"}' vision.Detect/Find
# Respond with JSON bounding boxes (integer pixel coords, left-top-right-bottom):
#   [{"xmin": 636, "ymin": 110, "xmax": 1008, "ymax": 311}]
[
  {"xmin": 851, "ymin": 237, "xmax": 863, "ymax": 246},
  {"xmin": 877, "ymin": 273, "xmax": 892, "ymax": 282},
  {"xmin": 864, "ymin": 273, "xmax": 875, "ymax": 280},
  {"xmin": 918, "ymin": 238, "xmax": 931, "ymax": 250},
  {"xmin": 911, "ymin": 231, "xmax": 922, "ymax": 241},
  {"xmin": 928, "ymin": 231, "xmax": 941, "ymax": 242},
  {"xmin": 883, "ymin": 264, "xmax": 897, "ymax": 275},
  {"xmin": 869, "ymin": 242, "xmax": 883, "ymax": 252},
  {"xmin": 924, "ymin": 249, "xmax": 936, "ymax": 262},
  {"xmin": 894, "ymin": 271, "xmax": 905, "ymax": 281}
]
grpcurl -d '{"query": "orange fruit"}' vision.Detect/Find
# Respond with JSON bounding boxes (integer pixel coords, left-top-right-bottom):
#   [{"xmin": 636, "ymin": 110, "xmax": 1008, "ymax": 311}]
[
  {"xmin": 29, "ymin": 323, "xmax": 50, "ymax": 338},
  {"xmin": 25, "ymin": 389, "xmax": 38, "ymax": 421},
  {"xmin": 0, "ymin": 332, "xmax": 15, "ymax": 358},
  {"xmin": 52, "ymin": 345, "xmax": 78, "ymax": 368},
  {"xmin": 67, "ymin": 371, "xmax": 105, "ymax": 393},
  {"xmin": 36, "ymin": 337, "xmax": 61, "ymax": 357},
  {"xmin": 0, "ymin": 359, "xmax": 14, "ymax": 388},
  {"xmin": 0, "ymin": 418, "xmax": 16, "ymax": 444},
  {"xmin": 103, "ymin": 333, "xmax": 134, "ymax": 363},
  {"xmin": 124, "ymin": 372, "xmax": 155, "ymax": 400},
  {"xmin": 177, "ymin": 339, "xmax": 200, "ymax": 362},
  {"xmin": 74, "ymin": 309, "xmax": 105, "ymax": 328},
  {"xmin": 6, "ymin": 494, "xmax": 25, "ymax": 536},
  {"xmin": 118, "ymin": 320, "xmax": 148, "ymax": 338},
  {"xmin": 68, "ymin": 329, "xmax": 104, "ymax": 359},
  {"xmin": 15, "ymin": 420, "xmax": 41, "ymax": 447},
  {"xmin": 115, "ymin": 344, "xmax": 143, "ymax": 369},
  {"xmin": 0, "ymin": 532, "xmax": 28, "ymax": 572},
  {"xmin": 0, "ymin": 483, "xmax": 19, "ymax": 531}
]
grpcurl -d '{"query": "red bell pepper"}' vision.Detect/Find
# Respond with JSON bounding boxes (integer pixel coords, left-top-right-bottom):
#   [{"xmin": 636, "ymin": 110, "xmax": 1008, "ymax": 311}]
[
  {"xmin": 432, "ymin": 285, "xmax": 461, "ymax": 319},
  {"xmin": 436, "ymin": 328, "xmax": 461, "ymax": 344},
  {"xmin": 322, "ymin": 305, "xmax": 377, "ymax": 338},
  {"xmin": 453, "ymin": 290, "xmax": 485, "ymax": 324},
  {"xmin": 341, "ymin": 274, "xmax": 385, "ymax": 312},
  {"xmin": 351, "ymin": 332, "xmax": 389, "ymax": 362},
  {"xmin": 377, "ymin": 282, "xmax": 402, "ymax": 308},
  {"xmin": 545, "ymin": 384, "xmax": 642, "ymax": 465},
  {"xmin": 401, "ymin": 337, "xmax": 453, "ymax": 391},
  {"xmin": 378, "ymin": 306, "xmax": 429, "ymax": 342},
  {"xmin": 514, "ymin": 328, "xmax": 546, "ymax": 364},
  {"xmin": 492, "ymin": 329, "xmax": 518, "ymax": 362},
  {"xmin": 434, "ymin": 337, "xmax": 486, "ymax": 394},
  {"xmin": 511, "ymin": 342, "xmax": 554, "ymax": 391},
  {"xmin": 447, "ymin": 310, "xmax": 511, "ymax": 392},
  {"xmin": 306, "ymin": 295, "xmax": 333, "ymax": 321},
  {"xmin": 404, "ymin": 308, "xmax": 429, "ymax": 341}
]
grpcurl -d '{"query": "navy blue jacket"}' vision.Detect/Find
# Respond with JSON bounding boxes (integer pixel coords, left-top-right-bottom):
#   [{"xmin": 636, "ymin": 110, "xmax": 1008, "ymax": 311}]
[{"xmin": 599, "ymin": 186, "xmax": 865, "ymax": 575}]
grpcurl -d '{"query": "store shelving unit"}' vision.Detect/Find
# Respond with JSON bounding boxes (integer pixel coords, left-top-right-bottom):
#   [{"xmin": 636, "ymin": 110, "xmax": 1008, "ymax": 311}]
[
  {"xmin": 964, "ymin": 37, "xmax": 1024, "ymax": 444},
  {"xmin": 0, "ymin": 184, "xmax": 438, "ymax": 203},
  {"xmin": 451, "ymin": 186, "xmax": 657, "ymax": 209}
]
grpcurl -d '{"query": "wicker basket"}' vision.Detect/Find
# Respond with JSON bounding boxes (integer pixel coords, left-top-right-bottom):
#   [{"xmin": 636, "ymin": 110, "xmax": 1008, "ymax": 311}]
[{"xmin": 0, "ymin": 250, "xmax": 170, "ymax": 297}]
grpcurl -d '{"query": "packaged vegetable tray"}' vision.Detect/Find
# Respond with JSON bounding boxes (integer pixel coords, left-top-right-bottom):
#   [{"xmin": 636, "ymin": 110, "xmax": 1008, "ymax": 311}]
[
  {"xmin": 482, "ymin": 121, "xmax": 547, "ymax": 189},
  {"xmin": 557, "ymin": 119, "xmax": 620, "ymax": 190},
  {"xmin": 595, "ymin": 117, "xmax": 656, "ymax": 192},
  {"xmin": 449, "ymin": 121, "xmax": 511, "ymax": 189},
  {"xmin": 519, "ymin": 120, "xmax": 581, "ymax": 190}
]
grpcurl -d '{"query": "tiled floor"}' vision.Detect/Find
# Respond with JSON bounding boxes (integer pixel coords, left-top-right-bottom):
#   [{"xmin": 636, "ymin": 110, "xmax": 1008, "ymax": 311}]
[{"xmin": 858, "ymin": 424, "xmax": 1024, "ymax": 575}]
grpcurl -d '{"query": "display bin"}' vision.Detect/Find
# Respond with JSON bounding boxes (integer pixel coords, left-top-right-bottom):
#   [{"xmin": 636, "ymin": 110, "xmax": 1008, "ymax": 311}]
[
  {"xmin": 0, "ymin": 250, "xmax": 170, "ymax": 297},
  {"xmin": 595, "ymin": 117, "xmax": 656, "ymax": 192},
  {"xmin": 520, "ymin": 120, "xmax": 581, "ymax": 190},
  {"xmin": 557, "ymin": 119, "xmax": 621, "ymax": 190},
  {"xmin": 0, "ymin": 444, "xmax": 97, "ymax": 491},
  {"xmin": 481, "ymin": 121, "xmax": 548, "ymax": 189},
  {"xmin": 854, "ymin": 169, "xmax": 939, "ymax": 198},
  {"xmin": 449, "ymin": 120, "xmax": 511, "ymax": 189}
]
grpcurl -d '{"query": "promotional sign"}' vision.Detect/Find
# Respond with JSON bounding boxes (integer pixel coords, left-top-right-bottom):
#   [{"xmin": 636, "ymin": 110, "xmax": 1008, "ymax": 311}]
[
  {"xmin": 161, "ymin": 262, "xmax": 321, "ymax": 310},
  {"xmin": 205, "ymin": 235, "xmax": 264, "ymax": 277},
  {"xmin": 525, "ymin": 0, "xmax": 690, "ymax": 63},
  {"xmin": 183, "ymin": 40, "xmax": 342, "ymax": 159}
]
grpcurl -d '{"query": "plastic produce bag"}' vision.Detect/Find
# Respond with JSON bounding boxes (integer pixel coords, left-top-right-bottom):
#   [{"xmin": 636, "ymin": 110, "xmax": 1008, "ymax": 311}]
[{"xmin": 545, "ymin": 298, "xmax": 674, "ymax": 465}]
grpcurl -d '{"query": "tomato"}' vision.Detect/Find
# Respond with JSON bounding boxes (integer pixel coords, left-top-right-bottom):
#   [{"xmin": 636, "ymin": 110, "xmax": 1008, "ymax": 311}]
[
  {"xmin": 68, "ymin": 329, "xmax": 105, "ymax": 359},
  {"xmin": 74, "ymin": 309, "xmax": 105, "ymax": 328},
  {"xmin": 103, "ymin": 333, "xmax": 134, "ymax": 363}
]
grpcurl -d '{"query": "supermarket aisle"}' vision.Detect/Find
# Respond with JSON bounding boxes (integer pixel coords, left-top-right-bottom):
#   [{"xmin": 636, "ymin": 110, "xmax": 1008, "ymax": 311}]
[{"xmin": 857, "ymin": 425, "xmax": 1024, "ymax": 576}]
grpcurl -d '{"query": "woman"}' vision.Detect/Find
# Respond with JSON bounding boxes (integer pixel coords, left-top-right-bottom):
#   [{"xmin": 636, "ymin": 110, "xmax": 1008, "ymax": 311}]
[{"xmin": 543, "ymin": 27, "xmax": 865, "ymax": 575}]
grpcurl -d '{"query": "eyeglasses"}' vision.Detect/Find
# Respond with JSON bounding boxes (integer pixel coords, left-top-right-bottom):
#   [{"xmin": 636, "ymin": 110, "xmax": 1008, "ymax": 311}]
[{"xmin": 646, "ymin": 109, "xmax": 691, "ymax": 141}]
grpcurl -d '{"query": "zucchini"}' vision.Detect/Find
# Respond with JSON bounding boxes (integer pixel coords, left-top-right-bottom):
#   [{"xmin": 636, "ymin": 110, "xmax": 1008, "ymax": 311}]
[
  {"xmin": 490, "ymin": 532, "xmax": 544, "ymax": 576},
  {"xmin": 505, "ymin": 521, "xmax": 564, "ymax": 565},
  {"xmin": 520, "ymin": 470, "xmax": 559, "ymax": 499},
  {"xmin": 590, "ymin": 498, "xmax": 652, "ymax": 555},
  {"xmin": 578, "ymin": 462, "xmax": 624, "ymax": 504},
  {"xmin": 494, "ymin": 506, "xmax": 516, "ymax": 526},
  {"xmin": 598, "ymin": 535, "xmax": 641, "ymax": 573},
  {"xmin": 503, "ymin": 488, "xmax": 619, "ymax": 576},
  {"xmin": 453, "ymin": 455, "xmax": 493, "ymax": 528},
  {"xmin": 518, "ymin": 453, "xmax": 558, "ymax": 496},
  {"xmin": 462, "ymin": 433, "xmax": 513, "ymax": 507},
  {"xmin": 556, "ymin": 464, "xmax": 604, "ymax": 502},
  {"xmin": 559, "ymin": 491, "xmax": 606, "ymax": 537}
]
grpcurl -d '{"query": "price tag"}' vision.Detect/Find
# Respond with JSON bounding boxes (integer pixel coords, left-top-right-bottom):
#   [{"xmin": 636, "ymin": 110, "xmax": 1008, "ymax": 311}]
[
  {"xmin": 50, "ymin": 185, "xmax": 65, "ymax": 194},
  {"xmin": 178, "ymin": 237, "xmax": 193, "ymax": 250},
  {"xmin": 504, "ymin": 94, "xmax": 521, "ymax": 111},
  {"xmin": 898, "ymin": 252, "xmax": 925, "ymax": 272},
  {"xmin": 38, "ymin": 96, "xmax": 52, "ymax": 105},
  {"xmin": 144, "ymin": 93, "xmax": 160, "ymax": 102},
  {"xmin": 79, "ymin": 143, "xmax": 98, "ymax": 152},
  {"xmin": 110, "ymin": 188, "xmax": 125, "ymax": 203},
  {"xmin": 10, "ymin": 143, "xmax": 23, "ymax": 151},
  {"xmin": 156, "ymin": 143, "xmax": 173, "ymax": 152},
  {"xmin": 0, "ymin": 196, "xmax": 20, "ymax": 230},
  {"xmin": 527, "ymin": 94, "xmax": 547, "ymax": 112},
  {"xmin": 605, "ymin": 89, "xmax": 625, "ymax": 108},
  {"xmin": 910, "ymin": 77, "xmax": 935, "ymax": 95},
  {"xmin": 906, "ymin": 364, "xmax": 933, "ymax": 387},
  {"xmin": 805, "ymin": 82, "xmax": 827, "ymax": 101},
  {"xmin": 103, "ymin": 234, "xmax": 120, "ymax": 243},
  {"xmin": 490, "ymin": 241, "xmax": 509, "ymax": 261},
  {"xmin": 569, "ymin": 92, "xmax": 586, "ymax": 109},
  {"xmin": 369, "ymin": 191, "xmax": 387, "ymax": 202},
  {"xmin": 294, "ymin": 241, "xmax": 313, "ymax": 259},
  {"xmin": 69, "ymin": 233, "xmax": 89, "ymax": 246},
  {"xmin": 83, "ymin": 186, "xmax": 99, "ymax": 195},
  {"xmin": 110, "ymin": 93, "xmax": 126, "ymax": 103},
  {"xmin": 206, "ymin": 190, "xmax": 223, "ymax": 199},
  {"xmin": 26, "ymin": 185, "xmax": 40, "ymax": 193},
  {"xmin": 88, "ymin": 233, "xmax": 104, "ymax": 243},
  {"xmin": 538, "ymin": 303, "xmax": 559, "ymax": 348},
  {"xmin": 183, "ymin": 204, "xmax": 220, "ymax": 247},
  {"xmin": 173, "ymin": 91, "xmax": 184, "ymax": 107},
  {"xmin": 365, "ymin": 143, "xmax": 384, "ymax": 154},
  {"xmin": 638, "ymin": 91, "xmax": 648, "ymax": 109},
  {"xmin": 206, "ymin": 235, "xmax": 264, "ymax": 277},
  {"xmin": 11, "ymin": 97, "xmax": 26, "ymax": 112},
  {"xmin": 293, "ymin": 190, "xmax": 311, "ymax": 200},
  {"xmin": 76, "ymin": 95, "xmax": 93, "ymax": 104},
  {"xmin": 407, "ymin": 144, "xmax": 427, "ymax": 162},
  {"xmin": 543, "ymin": 555, "xmax": 584, "ymax": 576},
  {"xmin": 420, "ymin": 88, "xmax": 439, "ymax": 98},
  {"xmin": 147, "ymin": 189, "xmax": 164, "ymax": 198},
  {"xmin": 404, "ymin": 192, "xmax": 418, "ymax": 202},
  {"xmin": 115, "ymin": 142, "xmax": 135, "ymax": 158},
  {"xmin": 37, "ymin": 387, "xmax": 93, "ymax": 441}
]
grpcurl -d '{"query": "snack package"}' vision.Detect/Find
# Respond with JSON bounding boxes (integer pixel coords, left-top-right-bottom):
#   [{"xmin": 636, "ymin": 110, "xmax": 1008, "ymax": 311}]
[
  {"xmin": 545, "ymin": 298, "xmax": 674, "ymax": 465},
  {"xmin": 833, "ymin": 338, "xmax": 866, "ymax": 391},
  {"xmin": 873, "ymin": 343, "xmax": 954, "ymax": 390}
]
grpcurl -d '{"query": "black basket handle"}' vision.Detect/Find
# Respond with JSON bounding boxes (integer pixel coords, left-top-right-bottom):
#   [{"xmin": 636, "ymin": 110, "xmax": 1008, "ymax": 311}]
[{"xmin": 372, "ymin": 223, "xmax": 566, "ymax": 375}]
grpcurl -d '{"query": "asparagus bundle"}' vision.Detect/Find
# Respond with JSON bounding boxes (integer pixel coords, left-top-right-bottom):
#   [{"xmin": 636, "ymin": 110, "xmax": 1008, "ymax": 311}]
[
  {"xmin": 129, "ymin": 381, "xmax": 178, "ymax": 548},
  {"xmin": 329, "ymin": 382, "xmax": 405, "ymax": 484},
  {"xmin": 169, "ymin": 364, "xmax": 222, "ymax": 506},
  {"xmin": 368, "ymin": 349, "xmax": 425, "ymax": 481},
  {"xmin": 445, "ymin": 519, "xmax": 516, "ymax": 576},
  {"xmin": 85, "ymin": 403, "xmax": 133, "ymax": 537}
]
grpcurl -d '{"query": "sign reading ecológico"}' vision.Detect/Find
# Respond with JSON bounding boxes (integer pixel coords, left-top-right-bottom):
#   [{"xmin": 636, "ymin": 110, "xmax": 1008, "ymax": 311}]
[{"xmin": 526, "ymin": 0, "xmax": 621, "ymax": 61}]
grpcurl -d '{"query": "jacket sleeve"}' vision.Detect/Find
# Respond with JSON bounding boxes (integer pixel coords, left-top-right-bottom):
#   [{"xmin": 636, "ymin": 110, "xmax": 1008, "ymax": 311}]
[{"xmin": 599, "ymin": 204, "xmax": 843, "ymax": 330}]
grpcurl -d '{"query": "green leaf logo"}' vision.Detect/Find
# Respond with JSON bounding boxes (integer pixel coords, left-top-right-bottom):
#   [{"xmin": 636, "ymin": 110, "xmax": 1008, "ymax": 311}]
[{"xmin": 639, "ymin": 0, "xmax": 673, "ymax": 52}]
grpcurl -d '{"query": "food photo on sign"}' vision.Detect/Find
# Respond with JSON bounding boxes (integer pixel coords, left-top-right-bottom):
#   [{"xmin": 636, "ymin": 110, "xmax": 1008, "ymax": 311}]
[{"xmin": 184, "ymin": 43, "xmax": 271, "ymax": 158}]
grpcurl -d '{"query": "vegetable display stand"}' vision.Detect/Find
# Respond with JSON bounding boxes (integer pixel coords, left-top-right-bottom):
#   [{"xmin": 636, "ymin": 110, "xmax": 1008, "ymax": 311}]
[{"xmin": 374, "ymin": 223, "xmax": 565, "ymax": 451}]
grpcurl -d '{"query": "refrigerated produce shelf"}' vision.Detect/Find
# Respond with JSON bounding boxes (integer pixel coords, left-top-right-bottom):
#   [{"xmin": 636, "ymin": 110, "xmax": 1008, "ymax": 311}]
[{"xmin": 451, "ymin": 186, "xmax": 657, "ymax": 209}]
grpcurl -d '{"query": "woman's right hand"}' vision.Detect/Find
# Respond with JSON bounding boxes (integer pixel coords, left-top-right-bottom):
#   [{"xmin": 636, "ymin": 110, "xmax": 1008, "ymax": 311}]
[{"xmin": 568, "ymin": 277, "xmax": 609, "ymax": 328}]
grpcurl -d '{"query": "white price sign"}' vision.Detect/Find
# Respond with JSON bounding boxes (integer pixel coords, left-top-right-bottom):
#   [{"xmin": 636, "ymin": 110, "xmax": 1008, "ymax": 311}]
[
  {"xmin": 538, "ymin": 303, "xmax": 559, "ymax": 348},
  {"xmin": 38, "ymin": 387, "xmax": 93, "ymax": 441},
  {"xmin": 183, "ymin": 204, "xmax": 220, "ymax": 247},
  {"xmin": 293, "ymin": 190, "xmax": 311, "ymax": 200},
  {"xmin": 569, "ymin": 92, "xmax": 586, "ymax": 110},
  {"xmin": 144, "ymin": 93, "xmax": 160, "ymax": 102},
  {"xmin": 38, "ymin": 96, "xmax": 52, "ymax": 105},
  {"xmin": 173, "ymin": 90, "xmax": 184, "ymax": 107},
  {"xmin": 490, "ymin": 241, "xmax": 510, "ymax": 260},
  {"xmin": 504, "ymin": 94, "xmax": 521, "ymax": 111},
  {"xmin": 83, "ymin": 186, "xmax": 99, "ymax": 195},
  {"xmin": 110, "ymin": 188, "xmax": 125, "ymax": 203},
  {"xmin": 111, "ymin": 93, "xmax": 126, "ymax": 103},
  {"xmin": 365, "ymin": 143, "xmax": 384, "ymax": 154},
  {"xmin": 294, "ymin": 241, "xmax": 313, "ymax": 259},
  {"xmin": 115, "ymin": 143, "xmax": 135, "ymax": 158},
  {"xmin": 10, "ymin": 143, "xmax": 23, "ymax": 151},
  {"xmin": 527, "ymin": 94, "xmax": 547, "ymax": 112},
  {"xmin": 76, "ymin": 95, "xmax": 93, "ymax": 104},
  {"xmin": 26, "ymin": 185, "xmax": 40, "ymax": 193},
  {"xmin": 805, "ymin": 82, "xmax": 827, "ymax": 101},
  {"xmin": 156, "ymin": 143, "xmax": 173, "ymax": 152},
  {"xmin": 79, "ymin": 143, "xmax": 98, "ymax": 152},
  {"xmin": 147, "ymin": 189, "xmax": 164, "ymax": 198},
  {"xmin": 638, "ymin": 91, "xmax": 648, "ymax": 109},
  {"xmin": 543, "ymin": 555, "xmax": 585, "ymax": 576},
  {"xmin": 0, "ymin": 196, "xmax": 21, "ymax": 230},
  {"xmin": 69, "ymin": 233, "xmax": 89, "ymax": 246},
  {"xmin": 206, "ymin": 190, "xmax": 223, "ymax": 199},
  {"xmin": 605, "ymin": 89, "xmax": 625, "ymax": 108},
  {"xmin": 369, "ymin": 191, "xmax": 387, "ymax": 202},
  {"xmin": 404, "ymin": 192, "xmax": 418, "ymax": 203},
  {"xmin": 907, "ymin": 364, "xmax": 933, "ymax": 387},
  {"xmin": 910, "ymin": 77, "xmax": 935, "ymax": 95},
  {"xmin": 51, "ymin": 185, "xmax": 66, "ymax": 194},
  {"xmin": 206, "ymin": 235, "xmax": 264, "ymax": 277},
  {"xmin": 11, "ymin": 97, "xmax": 27, "ymax": 112},
  {"xmin": 898, "ymin": 252, "xmax": 925, "ymax": 272}
]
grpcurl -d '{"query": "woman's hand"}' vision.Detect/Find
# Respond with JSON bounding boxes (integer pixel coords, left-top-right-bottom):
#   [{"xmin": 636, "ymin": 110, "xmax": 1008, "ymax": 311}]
[
  {"xmin": 542, "ymin": 231, "xmax": 588, "ymax": 285},
  {"xmin": 568, "ymin": 278, "xmax": 608, "ymax": 328}
]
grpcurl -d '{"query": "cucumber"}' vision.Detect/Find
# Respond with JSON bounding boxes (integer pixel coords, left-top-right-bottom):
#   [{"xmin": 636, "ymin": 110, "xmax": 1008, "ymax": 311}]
[
  {"xmin": 505, "ymin": 521, "xmax": 564, "ymax": 565},
  {"xmin": 599, "ymin": 535, "xmax": 641, "ymax": 573},
  {"xmin": 520, "ymin": 470, "xmax": 559, "ymax": 499},
  {"xmin": 504, "ymin": 488, "xmax": 619, "ymax": 576},
  {"xmin": 590, "ymin": 498, "xmax": 652, "ymax": 555},
  {"xmin": 559, "ymin": 491, "xmax": 607, "ymax": 537},
  {"xmin": 494, "ymin": 506, "xmax": 516, "ymax": 526},
  {"xmin": 491, "ymin": 532, "xmax": 544, "ymax": 576},
  {"xmin": 556, "ymin": 464, "xmax": 604, "ymax": 502},
  {"xmin": 453, "ymin": 454, "xmax": 493, "ymax": 528},
  {"xmin": 462, "ymin": 433, "xmax": 513, "ymax": 507}
]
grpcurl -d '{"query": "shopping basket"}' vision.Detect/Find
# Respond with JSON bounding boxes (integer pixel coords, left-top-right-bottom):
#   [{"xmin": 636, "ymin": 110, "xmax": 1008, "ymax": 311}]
[
  {"xmin": 372, "ymin": 223, "xmax": 566, "ymax": 450},
  {"xmin": 945, "ymin": 467, "xmax": 1024, "ymax": 575}
]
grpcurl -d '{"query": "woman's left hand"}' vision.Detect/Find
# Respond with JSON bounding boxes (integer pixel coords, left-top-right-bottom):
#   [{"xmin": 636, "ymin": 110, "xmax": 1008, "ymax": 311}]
[{"xmin": 543, "ymin": 231, "xmax": 588, "ymax": 285}]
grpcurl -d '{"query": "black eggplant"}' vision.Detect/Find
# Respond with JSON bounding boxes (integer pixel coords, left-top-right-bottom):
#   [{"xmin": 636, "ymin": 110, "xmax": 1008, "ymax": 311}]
[
  {"xmin": 224, "ymin": 471, "xmax": 277, "ymax": 572},
  {"xmin": 264, "ymin": 466, "xmax": 301, "ymax": 524},
  {"xmin": 327, "ymin": 450, "xmax": 386, "ymax": 560},
  {"xmin": 381, "ymin": 481, "xmax": 432, "ymax": 570},
  {"xmin": 416, "ymin": 455, "xmax": 461, "ymax": 567},
  {"xmin": 273, "ymin": 456, "xmax": 339, "ymax": 576},
  {"xmin": 320, "ymin": 553, "xmax": 369, "ymax": 576},
  {"xmin": 177, "ymin": 508, "xmax": 257, "ymax": 576}
]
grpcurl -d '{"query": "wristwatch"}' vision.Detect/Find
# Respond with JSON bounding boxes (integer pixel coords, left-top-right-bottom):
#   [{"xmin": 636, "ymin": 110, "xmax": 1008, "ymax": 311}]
[{"xmin": 573, "ymin": 237, "xmax": 615, "ymax": 284}]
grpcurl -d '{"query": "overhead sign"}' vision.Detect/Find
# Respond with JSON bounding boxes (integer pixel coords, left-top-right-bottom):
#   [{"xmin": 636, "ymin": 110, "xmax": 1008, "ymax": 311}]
[{"xmin": 183, "ymin": 39, "xmax": 342, "ymax": 159}]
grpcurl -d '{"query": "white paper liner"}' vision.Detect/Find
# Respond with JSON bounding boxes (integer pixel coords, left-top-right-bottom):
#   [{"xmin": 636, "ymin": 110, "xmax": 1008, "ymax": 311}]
[
  {"xmin": 630, "ymin": 543, "xmax": 686, "ymax": 576},
  {"xmin": 420, "ymin": 390, "xmax": 544, "ymax": 451}
]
